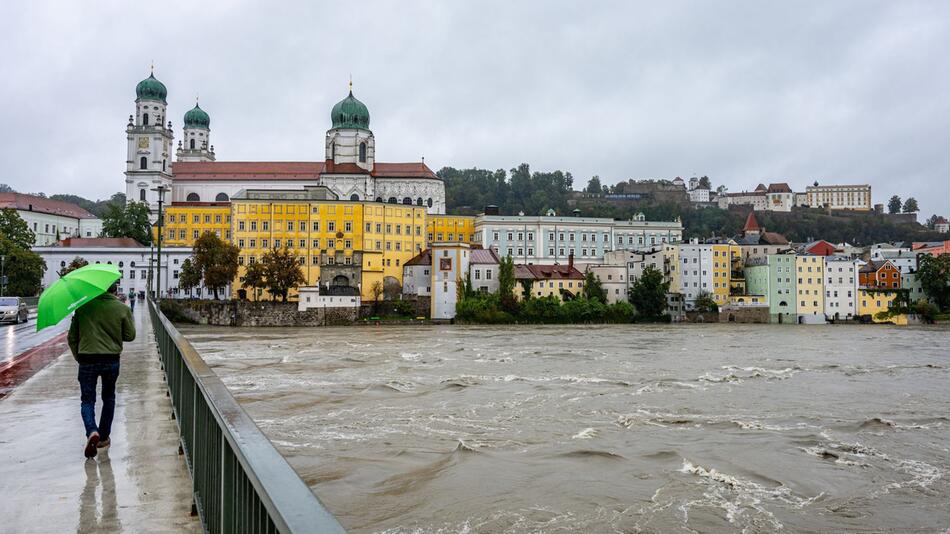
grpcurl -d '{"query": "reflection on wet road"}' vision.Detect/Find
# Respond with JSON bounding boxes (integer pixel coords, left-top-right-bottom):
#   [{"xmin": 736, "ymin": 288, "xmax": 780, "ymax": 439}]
[
  {"xmin": 183, "ymin": 323, "xmax": 950, "ymax": 533},
  {"xmin": 1, "ymin": 313, "xmax": 67, "ymax": 364}
]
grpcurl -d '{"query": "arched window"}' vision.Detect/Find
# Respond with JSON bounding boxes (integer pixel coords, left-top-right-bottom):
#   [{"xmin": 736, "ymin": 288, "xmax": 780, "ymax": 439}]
[
  {"xmin": 402, "ymin": 197, "xmax": 412, "ymax": 205},
  {"xmin": 359, "ymin": 142, "xmax": 367, "ymax": 163},
  {"xmin": 139, "ymin": 189, "xmax": 146, "ymax": 201},
  {"xmin": 388, "ymin": 197, "xmax": 397, "ymax": 204},
  {"xmin": 140, "ymin": 157, "xmax": 147, "ymax": 170},
  {"xmin": 186, "ymin": 193, "xmax": 200, "ymax": 202},
  {"xmin": 143, "ymin": 113, "xmax": 149, "ymax": 126},
  {"xmin": 190, "ymin": 139, "xmax": 195, "ymax": 149},
  {"xmin": 215, "ymin": 192, "xmax": 229, "ymax": 202},
  {"xmin": 350, "ymin": 194, "xmax": 360, "ymax": 201},
  {"xmin": 427, "ymin": 198, "xmax": 433, "ymax": 208},
  {"xmin": 375, "ymin": 197, "xmax": 383, "ymax": 203},
  {"xmin": 416, "ymin": 197, "xmax": 424, "ymax": 206}
]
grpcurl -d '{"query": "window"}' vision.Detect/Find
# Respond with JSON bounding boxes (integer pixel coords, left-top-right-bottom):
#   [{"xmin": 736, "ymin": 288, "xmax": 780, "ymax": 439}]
[
  {"xmin": 328, "ymin": 239, "xmax": 336, "ymax": 248},
  {"xmin": 130, "ymin": 270, "xmax": 136, "ymax": 279},
  {"xmin": 139, "ymin": 189, "xmax": 146, "ymax": 201},
  {"xmin": 274, "ymin": 239, "xmax": 281, "ymax": 248},
  {"xmin": 239, "ymin": 221, "xmax": 245, "ymax": 231},
  {"xmin": 140, "ymin": 157, "xmax": 147, "ymax": 170},
  {"xmin": 327, "ymin": 221, "xmax": 335, "ymax": 232},
  {"xmin": 287, "ymin": 221, "xmax": 294, "ymax": 231},
  {"xmin": 359, "ymin": 142, "xmax": 367, "ymax": 163},
  {"xmin": 261, "ymin": 239, "xmax": 268, "ymax": 248},
  {"xmin": 403, "ymin": 197, "xmax": 412, "ymax": 205},
  {"xmin": 262, "ymin": 221, "xmax": 269, "ymax": 231},
  {"xmin": 186, "ymin": 192, "xmax": 200, "ymax": 202},
  {"xmin": 345, "ymin": 222, "xmax": 352, "ymax": 232},
  {"xmin": 312, "ymin": 239, "xmax": 320, "ymax": 248}
]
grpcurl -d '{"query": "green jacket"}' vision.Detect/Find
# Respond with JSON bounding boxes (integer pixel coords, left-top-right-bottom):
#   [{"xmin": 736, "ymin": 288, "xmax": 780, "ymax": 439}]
[{"xmin": 68, "ymin": 293, "xmax": 135, "ymax": 358}]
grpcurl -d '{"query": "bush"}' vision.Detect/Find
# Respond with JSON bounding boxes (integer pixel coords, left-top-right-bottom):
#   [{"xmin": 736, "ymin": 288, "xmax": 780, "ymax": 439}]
[
  {"xmin": 393, "ymin": 299, "xmax": 414, "ymax": 317},
  {"xmin": 605, "ymin": 301, "xmax": 635, "ymax": 323}
]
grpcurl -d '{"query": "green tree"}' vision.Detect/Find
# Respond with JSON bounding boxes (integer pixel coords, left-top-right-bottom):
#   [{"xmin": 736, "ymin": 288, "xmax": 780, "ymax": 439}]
[
  {"xmin": 582, "ymin": 271, "xmax": 607, "ymax": 304},
  {"xmin": 902, "ymin": 197, "xmax": 919, "ymax": 213},
  {"xmin": 58, "ymin": 256, "xmax": 88, "ymax": 277},
  {"xmin": 698, "ymin": 176, "xmax": 712, "ymax": 189},
  {"xmin": 925, "ymin": 214, "xmax": 939, "ymax": 230},
  {"xmin": 628, "ymin": 265, "xmax": 670, "ymax": 319},
  {"xmin": 916, "ymin": 254, "xmax": 950, "ymax": 311},
  {"xmin": 179, "ymin": 258, "xmax": 203, "ymax": 297},
  {"xmin": 102, "ymin": 201, "xmax": 152, "ymax": 244},
  {"xmin": 585, "ymin": 175, "xmax": 602, "ymax": 194},
  {"xmin": 369, "ymin": 280, "xmax": 384, "ymax": 314},
  {"xmin": 694, "ymin": 291, "xmax": 719, "ymax": 313},
  {"xmin": 259, "ymin": 246, "xmax": 306, "ymax": 302},
  {"xmin": 887, "ymin": 195, "xmax": 902, "ymax": 214},
  {"xmin": 0, "ymin": 208, "xmax": 36, "ymax": 248},
  {"xmin": 192, "ymin": 231, "xmax": 239, "ymax": 299},
  {"xmin": 498, "ymin": 255, "xmax": 515, "ymax": 298},
  {"xmin": 0, "ymin": 235, "xmax": 46, "ymax": 296}
]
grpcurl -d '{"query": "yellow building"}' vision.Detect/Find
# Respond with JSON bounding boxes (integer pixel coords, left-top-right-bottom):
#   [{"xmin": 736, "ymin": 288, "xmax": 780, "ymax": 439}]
[
  {"xmin": 858, "ymin": 289, "xmax": 898, "ymax": 320},
  {"xmin": 426, "ymin": 215, "xmax": 476, "ymax": 244},
  {"xmin": 230, "ymin": 187, "xmax": 426, "ymax": 301},
  {"xmin": 796, "ymin": 255, "xmax": 825, "ymax": 318},
  {"xmin": 710, "ymin": 244, "xmax": 736, "ymax": 306},
  {"xmin": 159, "ymin": 203, "xmax": 232, "ymax": 246},
  {"xmin": 513, "ymin": 263, "xmax": 585, "ymax": 301}
]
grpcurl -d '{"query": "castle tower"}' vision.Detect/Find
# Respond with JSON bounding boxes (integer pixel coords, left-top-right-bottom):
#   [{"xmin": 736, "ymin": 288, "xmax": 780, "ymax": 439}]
[
  {"xmin": 125, "ymin": 69, "xmax": 174, "ymax": 213},
  {"xmin": 177, "ymin": 101, "xmax": 215, "ymax": 162},
  {"xmin": 325, "ymin": 82, "xmax": 375, "ymax": 172}
]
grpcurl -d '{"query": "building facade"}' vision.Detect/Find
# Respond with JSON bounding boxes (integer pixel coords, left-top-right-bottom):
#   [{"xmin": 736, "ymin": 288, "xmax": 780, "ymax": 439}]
[
  {"xmin": 430, "ymin": 243, "xmax": 471, "ymax": 320},
  {"xmin": 805, "ymin": 184, "xmax": 872, "ymax": 211},
  {"xmin": 767, "ymin": 254, "xmax": 797, "ymax": 323},
  {"xmin": 0, "ymin": 193, "xmax": 102, "ymax": 246},
  {"xmin": 795, "ymin": 255, "xmax": 825, "ymax": 323},
  {"xmin": 823, "ymin": 256, "xmax": 860, "ymax": 320}
]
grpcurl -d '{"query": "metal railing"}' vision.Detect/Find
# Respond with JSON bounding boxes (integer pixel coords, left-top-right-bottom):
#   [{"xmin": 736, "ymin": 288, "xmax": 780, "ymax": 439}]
[{"xmin": 148, "ymin": 299, "xmax": 346, "ymax": 534}]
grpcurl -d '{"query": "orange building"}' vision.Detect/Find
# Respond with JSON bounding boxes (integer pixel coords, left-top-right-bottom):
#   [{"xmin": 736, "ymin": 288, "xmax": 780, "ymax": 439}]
[{"xmin": 859, "ymin": 260, "xmax": 901, "ymax": 289}]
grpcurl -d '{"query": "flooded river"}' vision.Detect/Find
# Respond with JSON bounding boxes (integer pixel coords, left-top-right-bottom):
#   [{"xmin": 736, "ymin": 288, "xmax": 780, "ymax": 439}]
[{"xmin": 181, "ymin": 324, "xmax": 950, "ymax": 532}]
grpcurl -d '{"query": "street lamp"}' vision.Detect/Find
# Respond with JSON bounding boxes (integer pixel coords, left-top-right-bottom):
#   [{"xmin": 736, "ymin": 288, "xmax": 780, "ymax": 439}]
[
  {"xmin": 151, "ymin": 185, "xmax": 169, "ymax": 301},
  {"xmin": 0, "ymin": 255, "xmax": 6, "ymax": 297}
]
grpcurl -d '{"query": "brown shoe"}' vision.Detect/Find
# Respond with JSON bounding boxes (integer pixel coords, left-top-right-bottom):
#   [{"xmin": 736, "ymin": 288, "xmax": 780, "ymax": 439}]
[
  {"xmin": 96, "ymin": 438, "xmax": 111, "ymax": 449},
  {"xmin": 84, "ymin": 432, "xmax": 100, "ymax": 458}
]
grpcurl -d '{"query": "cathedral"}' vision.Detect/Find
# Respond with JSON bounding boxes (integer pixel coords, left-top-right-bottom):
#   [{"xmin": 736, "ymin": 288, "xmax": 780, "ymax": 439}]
[{"xmin": 124, "ymin": 70, "xmax": 446, "ymax": 215}]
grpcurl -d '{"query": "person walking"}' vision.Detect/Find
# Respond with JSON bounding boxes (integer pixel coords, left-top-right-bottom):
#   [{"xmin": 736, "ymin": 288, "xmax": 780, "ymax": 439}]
[
  {"xmin": 128, "ymin": 290, "xmax": 136, "ymax": 312},
  {"xmin": 67, "ymin": 281, "xmax": 135, "ymax": 458}
]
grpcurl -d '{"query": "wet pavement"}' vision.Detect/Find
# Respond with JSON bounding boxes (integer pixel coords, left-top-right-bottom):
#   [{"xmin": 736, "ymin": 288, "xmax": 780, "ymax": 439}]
[
  {"xmin": 1, "ymin": 310, "xmax": 68, "ymax": 366},
  {"xmin": 0, "ymin": 306, "xmax": 200, "ymax": 533}
]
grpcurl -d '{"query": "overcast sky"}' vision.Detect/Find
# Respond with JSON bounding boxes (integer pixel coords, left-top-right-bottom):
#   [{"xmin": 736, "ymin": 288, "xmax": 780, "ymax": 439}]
[{"xmin": 1, "ymin": 1, "xmax": 947, "ymax": 217}]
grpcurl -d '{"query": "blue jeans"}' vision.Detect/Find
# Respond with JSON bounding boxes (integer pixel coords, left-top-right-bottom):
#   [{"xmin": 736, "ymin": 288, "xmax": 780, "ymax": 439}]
[{"xmin": 78, "ymin": 362, "xmax": 121, "ymax": 439}]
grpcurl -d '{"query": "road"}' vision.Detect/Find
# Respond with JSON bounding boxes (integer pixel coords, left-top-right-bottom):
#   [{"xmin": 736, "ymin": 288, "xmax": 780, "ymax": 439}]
[{"xmin": 0, "ymin": 311, "xmax": 69, "ymax": 365}]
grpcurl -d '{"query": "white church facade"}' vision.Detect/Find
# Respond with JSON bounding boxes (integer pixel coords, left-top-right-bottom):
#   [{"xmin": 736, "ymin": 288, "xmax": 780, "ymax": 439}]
[{"xmin": 124, "ymin": 71, "xmax": 446, "ymax": 215}]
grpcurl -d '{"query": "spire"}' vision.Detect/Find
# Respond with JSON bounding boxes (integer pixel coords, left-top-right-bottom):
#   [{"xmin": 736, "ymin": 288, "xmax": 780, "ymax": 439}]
[
  {"xmin": 348, "ymin": 74, "xmax": 353, "ymax": 95},
  {"xmin": 743, "ymin": 211, "xmax": 761, "ymax": 234}
]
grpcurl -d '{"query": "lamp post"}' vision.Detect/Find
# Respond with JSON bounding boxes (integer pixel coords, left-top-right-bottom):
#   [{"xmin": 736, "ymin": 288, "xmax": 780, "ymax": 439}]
[
  {"xmin": 151, "ymin": 185, "xmax": 169, "ymax": 301},
  {"xmin": 0, "ymin": 255, "xmax": 6, "ymax": 297}
]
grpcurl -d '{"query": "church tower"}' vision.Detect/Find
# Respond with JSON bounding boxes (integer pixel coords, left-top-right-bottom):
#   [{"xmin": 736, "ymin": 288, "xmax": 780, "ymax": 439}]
[
  {"xmin": 176, "ymin": 101, "xmax": 215, "ymax": 162},
  {"xmin": 325, "ymin": 83, "xmax": 375, "ymax": 172},
  {"xmin": 125, "ymin": 69, "xmax": 174, "ymax": 213}
]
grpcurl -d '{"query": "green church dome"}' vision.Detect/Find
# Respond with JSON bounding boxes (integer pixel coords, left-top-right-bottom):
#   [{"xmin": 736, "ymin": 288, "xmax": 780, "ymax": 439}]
[
  {"xmin": 183, "ymin": 103, "xmax": 210, "ymax": 129},
  {"xmin": 330, "ymin": 90, "xmax": 370, "ymax": 129},
  {"xmin": 135, "ymin": 72, "xmax": 167, "ymax": 103}
]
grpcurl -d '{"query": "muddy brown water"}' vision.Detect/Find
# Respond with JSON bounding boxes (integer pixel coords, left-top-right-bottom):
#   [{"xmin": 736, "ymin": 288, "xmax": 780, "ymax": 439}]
[{"xmin": 180, "ymin": 323, "xmax": 950, "ymax": 532}]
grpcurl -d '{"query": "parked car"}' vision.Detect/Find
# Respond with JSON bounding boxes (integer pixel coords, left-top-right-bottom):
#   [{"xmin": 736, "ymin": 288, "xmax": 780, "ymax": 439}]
[{"xmin": 0, "ymin": 297, "xmax": 29, "ymax": 324}]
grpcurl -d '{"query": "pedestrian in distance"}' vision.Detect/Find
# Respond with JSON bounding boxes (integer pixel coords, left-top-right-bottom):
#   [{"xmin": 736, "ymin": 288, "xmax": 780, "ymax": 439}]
[
  {"xmin": 128, "ymin": 290, "xmax": 136, "ymax": 312},
  {"xmin": 67, "ymin": 281, "xmax": 135, "ymax": 458}
]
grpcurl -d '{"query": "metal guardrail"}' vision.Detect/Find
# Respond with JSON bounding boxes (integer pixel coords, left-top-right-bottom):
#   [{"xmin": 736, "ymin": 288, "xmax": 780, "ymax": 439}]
[{"xmin": 148, "ymin": 299, "xmax": 346, "ymax": 534}]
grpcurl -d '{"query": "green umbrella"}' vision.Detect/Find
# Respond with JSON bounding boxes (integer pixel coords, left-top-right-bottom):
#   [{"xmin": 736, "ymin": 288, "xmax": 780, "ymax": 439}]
[{"xmin": 36, "ymin": 263, "xmax": 121, "ymax": 332}]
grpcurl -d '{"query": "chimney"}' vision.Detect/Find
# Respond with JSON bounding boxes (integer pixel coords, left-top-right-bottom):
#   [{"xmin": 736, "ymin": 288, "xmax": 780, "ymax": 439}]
[{"xmin": 568, "ymin": 251, "xmax": 574, "ymax": 271}]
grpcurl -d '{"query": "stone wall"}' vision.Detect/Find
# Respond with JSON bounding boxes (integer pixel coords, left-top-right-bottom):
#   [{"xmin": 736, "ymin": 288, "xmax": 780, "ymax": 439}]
[
  {"xmin": 719, "ymin": 306, "xmax": 770, "ymax": 324},
  {"xmin": 160, "ymin": 299, "xmax": 357, "ymax": 327}
]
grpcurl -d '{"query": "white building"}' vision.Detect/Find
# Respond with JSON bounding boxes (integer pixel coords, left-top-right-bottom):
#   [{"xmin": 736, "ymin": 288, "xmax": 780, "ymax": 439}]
[
  {"xmin": 470, "ymin": 248, "xmax": 501, "ymax": 294},
  {"xmin": 677, "ymin": 241, "xmax": 714, "ymax": 309},
  {"xmin": 806, "ymin": 184, "xmax": 872, "ymax": 211},
  {"xmin": 0, "ymin": 193, "xmax": 102, "ymax": 246},
  {"xmin": 718, "ymin": 183, "xmax": 797, "ymax": 212},
  {"xmin": 688, "ymin": 188, "xmax": 710, "ymax": 203},
  {"xmin": 297, "ymin": 287, "xmax": 360, "ymax": 311},
  {"xmin": 33, "ymin": 237, "xmax": 228, "ymax": 299},
  {"xmin": 475, "ymin": 211, "xmax": 683, "ymax": 267},
  {"xmin": 823, "ymin": 256, "xmax": 861, "ymax": 320},
  {"xmin": 402, "ymin": 250, "xmax": 432, "ymax": 297},
  {"xmin": 430, "ymin": 242, "xmax": 471, "ymax": 320},
  {"xmin": 586, "ymin": 263, "xmax": 628, "ymax": 304},
  {"xmin": 935, "ymin": 217, "xmax": 949, "ymax": 233},
  {"xmin": 123, "ymin": 71, "xmax": 446, "ymax": 219}
]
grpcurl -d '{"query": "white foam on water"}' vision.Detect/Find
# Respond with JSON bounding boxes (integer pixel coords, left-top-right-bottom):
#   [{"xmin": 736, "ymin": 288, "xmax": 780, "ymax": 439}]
[
  {"xmin": 400, "ymin": 352, "xmax": 423, "ymax": 361},
  {"xmin": 572, "ymin": 427, "xmax": 598, "ymax": 439}
]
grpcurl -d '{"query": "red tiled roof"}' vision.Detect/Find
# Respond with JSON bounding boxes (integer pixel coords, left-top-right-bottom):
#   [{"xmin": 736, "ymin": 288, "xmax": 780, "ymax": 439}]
[
  {"xmin": 55, "ymin": 237, "xmax": 144, "ymax": 248},
  {"xmin": 767, "ymin": 183, "xmax": 793, "ymax": 193},
  {"xmin": 514, "ymin": 263, "xmax": 584, "ymax": 280},
  {"xmin": 470, "ymin": 248, "xmax": 500, "ymax": 264},
  {"xmin": 171, "ymin": 160, "xmax": 440, "ymax": 181},
  {"xmin": 0, "ymin": 193, "xmax": 96, "ymax": 219},
  {"xmin": 743, "ymin": 212, "xmax": 761, "ymax": 232},
  {"xmin": 404, "ymin": 249, "xmax": 432, "ymax": 267},
  {"xmin": 761, "ymin": 232, "xmax": 789, "ymax": 245}
]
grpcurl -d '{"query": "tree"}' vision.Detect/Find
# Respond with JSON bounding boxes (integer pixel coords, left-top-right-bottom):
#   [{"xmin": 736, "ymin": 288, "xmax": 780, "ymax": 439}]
[
  {"xmin": 179, "ymin": 258, "xmax": 203, "ymax": 297},
  {"xmin": 902, "ymin": 197, "xmax": 919, "ymax": 213},
  {"xmin": 259, "ymin": 246, "xmax": 306, "ymax": 302},
  {"xmin": 716, "ymin": 185, "xmax": 728, "ymax": 195},
  {"xmin": 0, "ymin": 208, "xmax": 36, "ymax": 249},
  {"xmin": 0, "ymin": 184, "xmax": 14, "ymax": 193},
  {"xmin": 369, "ymin": 280, "xmax": 384, "ymax": 314},
  {"xmin": 102, "ymin": 201, "xmax": 152, "ymax": 244},
  {"xmin": 582, "ymin": 271, "xmax": 607, "ymax": 304},
  {"xmin": 698, "ymin": 176, "xmax": 712, "ymax": 190},
  {"xmin": 192, "ymin": 231, "xmax": 239, "ymax": 299},
  {"xmin": 694, "ymin": 291, "xmax": 719, "ymax": 313},
  {"xmin": 0, "ymin": 235, "xmax": 46, "ymax": 296},
  {"xmin": 585, "ymin": 176, "xmax": 602, "ymax": 194},
  {"xmin": 917, "ymin": 254, "xmax": 950, "ymax": 311},
  {"xmin": 926, "ymin": 214, "xmax": 939, "ymax": 229},
  {"xmin": 887, "ymin": 195, "xmax": 902, "ymax": 214},
  {"xmin": 498, "ymin": 255, "xmax": 515, "ymax": 297},
  {"xmin": 628, "ymin": 265, "xmax": 671, "ymax": 319},
  {"xmin": 58, "ymin": 256, "xmax": 88, "ymax": 277}
]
